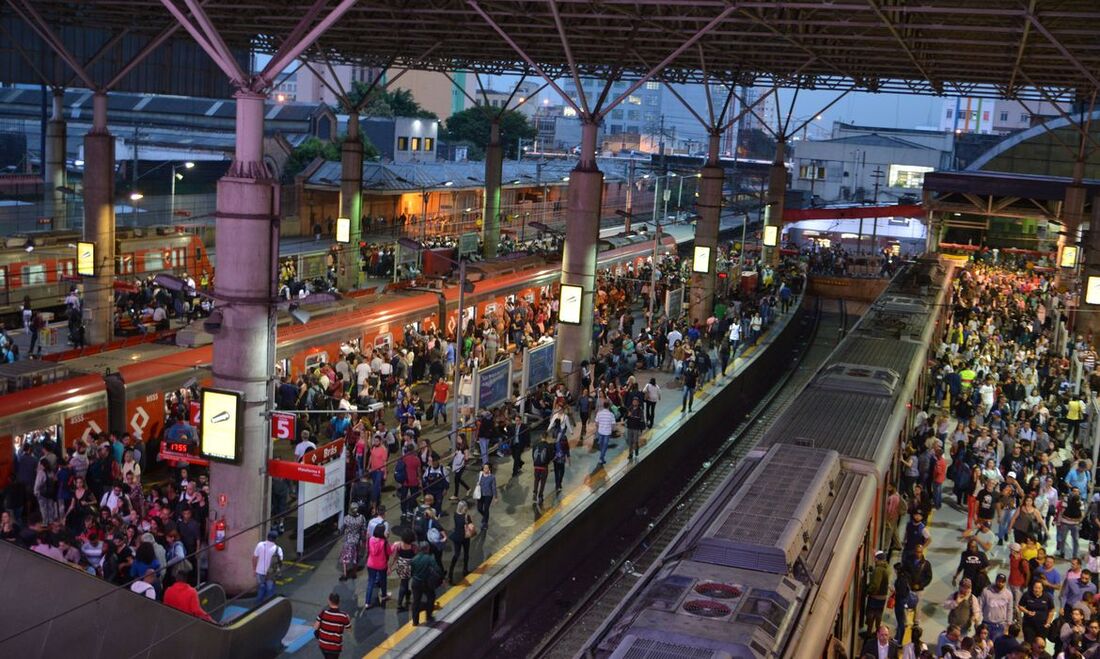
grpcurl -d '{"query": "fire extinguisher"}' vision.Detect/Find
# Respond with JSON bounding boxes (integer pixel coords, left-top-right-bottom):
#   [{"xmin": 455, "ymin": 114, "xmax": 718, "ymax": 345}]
[{"xmin": 213, "ymin": 518, "xmax": 227, "ymax": 551}]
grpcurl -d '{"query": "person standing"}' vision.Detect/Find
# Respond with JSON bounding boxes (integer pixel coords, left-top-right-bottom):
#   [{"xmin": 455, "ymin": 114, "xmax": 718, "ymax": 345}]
[
  {"xmin": 864, "ymin": 550, "xmax": 890, "ymax": 635},
  {"xmin": 363, "ymin": 524, "xmax": 392, "ymax": 609},
  {"xmin": 339, "ymin": 503, "xmax": 366, "ymax": 581},
  {"xmin": 475, "ymin": 463, "xmax": 497, "ymax": 530},
  {"xmin": 410, "ymin": 541, "xmax": 442, "ymax": 626},
  {"xmin": 625, "ymin": 398, "xmax": 645, "ymax": 460},
  {"xmin": 449, "ymin": 435, "xmax": 471, "ymax": 502},
  {"xmin": 1017, "ymin": 580, "xmax": 1055, "ymax": 644},
  {"xmin": 594, "ymin": 400, "xmax": 616, "ymax": 466},
  {"xmin": 979, "ymin": 573, "xmax": 1013, "ymax": 641},
  {"xmin": 552, "ymin": 429, "xmax": 570, "ymax": 494},
  {"xmin": 448, "ymin": 501, "xmax": 475, "ymax": 583},
  {"xmin": 641, "ymin": 378, "xmax": 660, "ymax": 429},
  {"xmin": 942, "ymin": 578, "xmax": 982, "ymax": 637},
  {"xmin": 431, "ymin": 376, "xmax": 449, "ymax": 425},
  {"xmin": 252, "ymin": 529, "xmax": 283, "ymax": 604},
  {"xmin": 314, "ymin": 592, "xmax": 351, "ymax": 658},
  {"xmin": 681, "ymin": 359, "xmax": 698, "ymax": 413}
]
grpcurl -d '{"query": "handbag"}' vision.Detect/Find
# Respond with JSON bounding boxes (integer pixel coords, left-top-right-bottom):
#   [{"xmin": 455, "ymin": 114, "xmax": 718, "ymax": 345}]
[{"xmin": 473, "ymin": 473, "xmax": 483, "ymax": 500}]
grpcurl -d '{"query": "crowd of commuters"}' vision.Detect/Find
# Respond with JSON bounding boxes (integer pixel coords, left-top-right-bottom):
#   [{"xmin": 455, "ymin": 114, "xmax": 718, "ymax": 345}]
[{"xmin": 861, "ymin": 263, "xmax": 1100, "ymax": 658}]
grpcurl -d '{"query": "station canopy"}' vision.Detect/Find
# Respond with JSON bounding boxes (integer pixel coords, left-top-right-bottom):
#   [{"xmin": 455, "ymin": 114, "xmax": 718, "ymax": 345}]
[{"xmin": 16, "ymin": 1, "xmax": 1100, "ymax": 102}]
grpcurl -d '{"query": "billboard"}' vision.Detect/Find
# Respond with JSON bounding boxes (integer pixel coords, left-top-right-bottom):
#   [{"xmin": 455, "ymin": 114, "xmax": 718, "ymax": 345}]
[
  {"xmin": 523, "ymin": 340, "xmax": 556, "ymax": 392},
  {"xmin": 76, "ymin": 241, "xmax": 95, "ymax": 277},
  {"xmin": 559, "ymin": 284, "xmax": 583, "ymax": 324},
  {"xmin": 475, "ymin": 359, "xmax": 512, "ymax": 411},
  {"xmin": 199, "ymin": 388, "xmax": 242, "ymax": 463}
]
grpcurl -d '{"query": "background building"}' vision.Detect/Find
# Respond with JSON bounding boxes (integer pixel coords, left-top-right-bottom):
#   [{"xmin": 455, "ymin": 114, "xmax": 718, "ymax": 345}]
[{"xmin": 939, "ymin": 97, "xmax": 1068, "ymax": 135}]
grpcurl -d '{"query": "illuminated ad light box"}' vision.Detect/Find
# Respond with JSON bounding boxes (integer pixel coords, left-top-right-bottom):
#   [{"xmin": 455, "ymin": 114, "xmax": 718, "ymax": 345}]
[
  {"xmin": 762, "ymin": 225, "xmax": 779, "ymax": 247},
  {"xmin": 1087, "ymin": 277, "xmax": 1100, "ymax": 305},
  {"xmin": 200, "ymin": 388, "xmax": 243, "ymax": 463},
  {"xmin": 559, "ymin": 284, "xmax": 583, "ymax": 325},
  {"xmin": 76, "ymin": 241, "xmax": 95, "ymax": 277},
  {"xmin": 1060, "ymin": 245, "xmax": 1079, "ymax": 268},
  {"xmin": 692, "ymin": 245, "xmax": 712, "ymax": 274},
  {"xmin": 335, "ymin": 217, "xmax": 351, "ymax": 243}
]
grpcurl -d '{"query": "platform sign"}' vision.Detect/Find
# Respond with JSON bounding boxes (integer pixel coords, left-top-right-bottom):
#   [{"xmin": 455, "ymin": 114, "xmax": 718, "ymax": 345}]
[
  {"xmin": 335, "ymin": 217, "xmax": 351, "ymax": 244},
  {"xmin": 199, "ymin": 388, "xmax": 242, "ymax": 463},
  {"xmin": 665, "ymin": 286, "xmax": 684, "ymax": 319},
  {"xmin": 76, "ymin": 241, "xmax": 95, "ymax": 277},
  {"xmin": 522, "ymin": 340, "xmax": 556, "ymax": 393},
  {"xmin": 458, "ymin": 232, "xmax": 480, "ymax": 259},
  {"xmin": 762, "ymin": 225, "xmax": 779, "ymax": 247},
  {"xmin": 558, "ymin": 284, "xmax": 583, "ymax": 324},
  {"xmin": 268, "ymin": 458, "xmax": 324, "ymax": 484},
  {"xmin": 297, "ymin": 442, "xmax": 346, "ymax": 556},
  {"xmin": 1087, "ymin": 277, "xmax": 1100, "ymax": 305},
  {"xmin": 474, "ymin": 359, "xmax": 512, "ymax": 411},
  {"xmin": 271, "ymin": 412, "xmax": 296, "ymax": 441}
]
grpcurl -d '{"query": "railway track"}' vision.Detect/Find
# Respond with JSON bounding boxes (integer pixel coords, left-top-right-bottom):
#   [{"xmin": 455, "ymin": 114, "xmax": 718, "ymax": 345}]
[{"xmin": 530, "ymin": 297, "xmax": 850, "ymax": 659}]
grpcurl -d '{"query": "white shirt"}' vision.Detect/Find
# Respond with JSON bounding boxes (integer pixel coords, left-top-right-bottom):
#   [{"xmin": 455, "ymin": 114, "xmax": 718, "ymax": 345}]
[
  {"xmin": 130, "ymin": 580, "xmax": 157, "ymax": 599},
  {"xmin": 595, "ymin": 408, "xmax": 616, "ymax": 435},
  {"xmin": 643, "ymin": 383, "xmax": 661, "ymax": 402},
  {"xmin": 728, "ymin": 323, "xmax": 741, "ymax": 341},
  {"xmin": 253, "ymin": 540, "xmax": 283, "ymax": 576},
  {"xmin": 667, "ymin": 330, "xmax": 682, "ymax": 349},
  {"xmin": 355, "ymin": 362, "xmax": 371, "ymax": 387}
]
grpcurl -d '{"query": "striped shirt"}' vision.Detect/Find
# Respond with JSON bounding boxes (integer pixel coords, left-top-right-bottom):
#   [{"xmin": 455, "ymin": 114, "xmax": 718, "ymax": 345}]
[{"xmin": 315, "ymin": 606, "xmax": 351, "ymax": 653}]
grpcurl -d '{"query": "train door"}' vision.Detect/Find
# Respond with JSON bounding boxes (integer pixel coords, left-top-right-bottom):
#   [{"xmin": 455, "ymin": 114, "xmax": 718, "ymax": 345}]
[
  {"xmin": 0, "ymin": 266, "xmax": 8, "ymax": 306},
  {"xmin": 117, "ymin": 253, "xmax": 135, "ymax": 276},
  {"xmin": 143, "ymin": 250, "xmax": 164, "ymax": 274},
  {"xmin": 374, "ymin": 333, "xmax": 393, "ymax": 353}
]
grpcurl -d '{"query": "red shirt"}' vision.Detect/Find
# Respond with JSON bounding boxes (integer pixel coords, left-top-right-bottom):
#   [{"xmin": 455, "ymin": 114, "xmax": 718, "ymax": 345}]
[
  {"xmin": 433, "ymin": 381, "xmax": 449, "ymax": 404},
  {"xmin": 164, "ymin": 582, "xmax": 214, "ymax": 623},
  {"xmin": 933, "ymin": 456, "xmax": 948, "ymax": 484},
  {"xmin": 316, "ymin": 606, "xmax": 351, "ymax": 653}
]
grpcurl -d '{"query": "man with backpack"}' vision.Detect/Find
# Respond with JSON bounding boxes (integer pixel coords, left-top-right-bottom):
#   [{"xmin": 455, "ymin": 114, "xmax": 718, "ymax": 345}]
[
  {"xmin": 410, "ymin": 541, "xmax": 443, "ymax": 626},
  {"xmin": 531, "ymin": 433, "xmax": 553, "ymax": 505},
  {"xmin": 252, "ymin": 529, "xmax": 283, "ymax": 603}
]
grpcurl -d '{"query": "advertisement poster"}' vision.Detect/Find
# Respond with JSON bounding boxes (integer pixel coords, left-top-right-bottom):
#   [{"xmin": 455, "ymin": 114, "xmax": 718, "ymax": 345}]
[
  {"xmin": 199, "ymin": 389, "xmax": 241, "ymax": 463},
  {"xmin": 665, "ymin": 286, "xmax": 684, "ymax": 320},
  {"xmin": 559, "ymin": 284, "xmax": 582, "ymax": 324},
  {"xmin": 524, "ymin": 340, "xmax": 556, "ymax": 391},
  {"xmin": 475, "ymin": 359, "xmax": 512, "ymax": 411}
]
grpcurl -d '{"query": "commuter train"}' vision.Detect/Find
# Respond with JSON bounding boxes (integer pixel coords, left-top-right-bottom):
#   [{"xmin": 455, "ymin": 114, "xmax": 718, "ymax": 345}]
[
  {"xmin": 0, "ymin": 226, "xmax": 210, "ymax": 321},
  {"xmin": 584, "ymin": 255, "xmax": 956, "ymax": 658},
  {"xmin": 0, "ymin": 235, "xmax": 679, "ymax": 489}
]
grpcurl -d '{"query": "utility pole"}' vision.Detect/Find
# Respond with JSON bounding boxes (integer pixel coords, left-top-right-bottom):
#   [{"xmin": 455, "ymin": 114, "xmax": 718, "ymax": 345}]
[
  {"xmin": 624, "ymin": 159, "xmax": 635, "ymax": 233},
  {"xmin": 870, "ymin": 166, "xmax": 885, "ymax": 204}
]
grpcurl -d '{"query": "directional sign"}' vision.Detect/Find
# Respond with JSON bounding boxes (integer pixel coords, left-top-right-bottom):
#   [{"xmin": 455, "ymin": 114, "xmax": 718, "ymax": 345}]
[{"xmin": 271, "ymin": 412, "xmax": 296, "ymax": 441}]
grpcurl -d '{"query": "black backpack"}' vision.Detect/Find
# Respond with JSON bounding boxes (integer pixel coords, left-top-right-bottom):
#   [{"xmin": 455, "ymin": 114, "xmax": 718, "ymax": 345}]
[
  {"xmin": 41, "ymin": 473, "xmax": 59, "ymax": 499},
  {"xmin": 533, "ymin": 442, "xmax": 551, "ymax": 467}
]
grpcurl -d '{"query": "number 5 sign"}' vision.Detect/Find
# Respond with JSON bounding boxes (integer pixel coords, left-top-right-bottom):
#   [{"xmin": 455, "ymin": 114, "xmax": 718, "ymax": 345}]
[{"xmin": 271, "ymin": 412, "xmax": 296, "ymax": 441}]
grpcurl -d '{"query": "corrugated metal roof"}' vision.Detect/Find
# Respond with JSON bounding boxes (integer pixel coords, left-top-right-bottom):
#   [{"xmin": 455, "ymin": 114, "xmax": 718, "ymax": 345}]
[
  {"xmin": 757, "ymin": 390, "xmax": 894, "ymax": 462},
  {"xmin": 831, "ymin": 337, "xmax": 922, "ymax": 377},
  {"xmin": 310, "ymin": 158, "xmax": 625, "ymax": 192}
]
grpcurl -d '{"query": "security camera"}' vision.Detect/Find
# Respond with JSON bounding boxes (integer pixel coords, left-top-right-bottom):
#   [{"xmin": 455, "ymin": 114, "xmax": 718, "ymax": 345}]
[{"xmin": 203, "ymin": 309, "xmax": 223, "ymax": 335}]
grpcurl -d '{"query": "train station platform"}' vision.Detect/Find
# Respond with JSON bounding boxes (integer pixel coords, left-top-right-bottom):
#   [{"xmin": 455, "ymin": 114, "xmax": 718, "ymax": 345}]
[{"xmin": 261, "ymin": 296, "xmax": 808, "ymax": 657}]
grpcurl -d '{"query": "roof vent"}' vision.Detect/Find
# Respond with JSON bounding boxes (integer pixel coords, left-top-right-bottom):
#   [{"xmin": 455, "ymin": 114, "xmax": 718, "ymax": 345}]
[
  {"xmin": 682, "ymin": 599, "xmax": 732, "ymax": 619},
  {"xmin": 693, "ymin": 582, "xmax": 743, "ymax": 599}
]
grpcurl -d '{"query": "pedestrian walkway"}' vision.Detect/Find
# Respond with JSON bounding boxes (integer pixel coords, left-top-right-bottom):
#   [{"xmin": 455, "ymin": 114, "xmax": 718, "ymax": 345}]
[{"xmin": 267, "ymin": 303, "xmax": 800, "ymax": 657}]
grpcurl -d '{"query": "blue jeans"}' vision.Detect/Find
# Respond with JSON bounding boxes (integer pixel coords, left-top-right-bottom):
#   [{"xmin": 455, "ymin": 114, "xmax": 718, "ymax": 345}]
[
  {"xmin": 998, "ymin": 507, "xmax": 1015, "ymax": 542},
  {"xmin": 984, "ymin": 621, "xmax": 1005, "ymax": 640},
  {"xmin": 597, "ymin": 433, "xmax": 610, "ymax": 464},
  {"xmin": 256, "ymin": 572, "xmax": 275, "ymax": 603},
  {"xmin": 682, "ymin": 386, "xmax": 695, "ymax": 411},
  {"xmin": 1058, "ymin": 522, "xmax": 1081, "ymax": 559},
  {"xmin": 479, "ymin": 437, "xmax": 490, "ymax": 464},
  {"xmin": 432, "ymin": 401, "xmax": 446, "ymax": 423},
  {"xmin": 931, "ymin": 482, "xmax": 943, "ymax": 509},
  {"xmin": 370, "ymin": 470, "xmax": 384, "ymax": 505},
  {"xmin": 365, "ymin": 567, "xmax": 387, "ymax": 606},
  {"xmin": 894, "ymin": 604, "xmax": 908, "ymax": 644}
]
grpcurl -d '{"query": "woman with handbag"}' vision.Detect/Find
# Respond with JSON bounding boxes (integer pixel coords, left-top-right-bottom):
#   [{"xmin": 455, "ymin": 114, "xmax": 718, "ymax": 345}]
[
  {"xmin": 391, "ymin": 528, "xmax": 417, "ymax": 613},
  {"xmin": 363, "ymin": 524, "xmax": 393, "ymax": 609},
  {"xmin": 449, "ymin": 501, "xmax": 476, "ymax": 583},
  {"xmin": 1009, "ymin": 495, "xmax": 1045, "ymax": 544},
  {"xmin": 474, "ymin": 463, "xmax": 497, "ymax": 531}
]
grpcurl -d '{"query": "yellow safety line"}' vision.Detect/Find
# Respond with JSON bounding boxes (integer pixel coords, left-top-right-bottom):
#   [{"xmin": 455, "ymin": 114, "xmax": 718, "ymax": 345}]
[{"xmin": 364, "ymin": 330, "xmax": 773, "ymax": 657}]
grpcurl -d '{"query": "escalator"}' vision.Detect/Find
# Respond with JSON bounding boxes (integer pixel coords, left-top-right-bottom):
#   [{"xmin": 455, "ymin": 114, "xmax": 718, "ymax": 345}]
[{"xmin": 0, "ymin": 540, "xmax": 292, "ymax": 659}]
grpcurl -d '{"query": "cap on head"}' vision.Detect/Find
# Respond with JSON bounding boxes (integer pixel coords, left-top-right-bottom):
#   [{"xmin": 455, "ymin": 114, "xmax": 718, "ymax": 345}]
[
  {"xmin": 1007, "ymin": 471, "xmax": 1017, "ymax": 479},
  {"xmin": 267, "ymin": 529, "xmax": 279, "ymax": 540}
]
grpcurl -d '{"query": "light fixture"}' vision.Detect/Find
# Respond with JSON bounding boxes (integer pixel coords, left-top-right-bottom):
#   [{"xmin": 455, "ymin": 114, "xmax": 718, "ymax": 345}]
[
  {"xmin": 443, "ymin": 180, "xmax": 454, "ymax": 187},
  {"xmin": 74, "ymin": 159, "xmax": 85, "ymax": 167},
  {"xmin": 130, "ymin": 192, "xmax": 144, "ymax": 201},
  {"xmin": 562, "ymin": 176, "xmax": 570, "ymax": 182},
  {"xmin": 24, "ymin": 245, "xmax": 34, "ymax": 253},
  {"xmin": 175, "ymin": 172, "xmax": 184, "ymax": 180},
  {"xmin": 184, "ymin": 161, "xmax": 195, "ymax": 169}
]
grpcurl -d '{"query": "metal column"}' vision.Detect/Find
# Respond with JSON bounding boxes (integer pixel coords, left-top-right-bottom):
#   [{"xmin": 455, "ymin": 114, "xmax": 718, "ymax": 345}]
[
  {"xmin": 206, "ymin": 90, "xmax": 278, "ymax": 595},
  {"xmin": 45, "ymin": 89, "xmax": 67, "ymax": 228},
  {"xmin": 338, "ymin": 113, "xmax": 364, "ymax": 290},
  {"xmin": 765, "ymin": 139, "xmax": 787, "ymax": 266},
  {"xmin": 82, "ymin": 93, "xmax": 115, "ymax": 346},
  {"xmin": 690, "ymin": 131, "xmax": 723, "ymax": 322},
  {"xmin": 482, "ymin": 119, "xmax": 503, "ymax": 259},
  {"xmin": 556, "ymin": 121, "xmax": 602, "ymax": 393}
]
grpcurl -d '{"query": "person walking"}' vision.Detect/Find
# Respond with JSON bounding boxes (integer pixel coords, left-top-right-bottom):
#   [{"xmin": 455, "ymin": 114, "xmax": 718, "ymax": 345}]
[
  {"xmin": 594, "ymin": 400, "xmax": 616, "ymax": 466},
  {"xmin": 252, "ymin": 529, "xmax": 283, "ymax": 604},
  {"xmin": 410, "ymin": 541, "xmax": 443, "ymax": 626},
  {"xmin": 450, "ymin": 435, "xmax": 471, "ymax": 501},
  {"xmin": 531, "ymin": 433, "xmax": 553, "ymax": 504},
  {"xmin": 448, "ymin": 501, "xmax": 475, "ymax": 583},
  {"xmin": 314, "ymin": 592, "xmax": 352, "ymax": 658},
  {"xmin": 552, "ymin": 429, "xmax": 570, "ymax": 493},
  {"xmin": 363, "ymin": 524, "xmax": 392, "ymax": 609},
  {"xmin": 339, "ymin": 503, "xmax": 366, "ymax": 581},
  {"xmin": 474, "ymin": 463, "xmax": 497, "ymax": 530},
  {"xmin": 392, "ymin": 529, "xmax": 417, "ymax": 613},
  {"xmin": 979, "ymin": 573, "xmax": 1013, "ymax": 641},
  {"xmin": 576, "ymin": 388, "xmax": 595, "ymax": 439},
  {"xmin": 641, "ymin": 377, "xmax": 660, "ymax": 429},
  {"xmin": 431, "ymin": 376, "xmax": 449, "ymax": 425},
  {"xmin": 625, "ymin": 397, "xmax": 645, "ymax": 460}
]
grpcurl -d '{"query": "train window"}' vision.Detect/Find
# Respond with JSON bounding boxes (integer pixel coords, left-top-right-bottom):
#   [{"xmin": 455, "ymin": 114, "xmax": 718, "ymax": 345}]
[
  {"xmin": 14, "ymin": 424, "xmax": 61, "ymax": 453},
  {"xmin": 163, "ymin": 387, "xmax": 199, "ymax": 454},
  {"xmin": 339, "ymin": 339, "xmax": 360, "ymax": 356},
  {"xmin": 374, "ymin": 334, "xmax": 392, "ymax": 350},
  {"xmin": 505, "ymin": 294, "xmax": 516, "ymax": 305},
  {"xmin": 0, "ymin": 266, "xmax": 6, "ymax": 290},
  {"xmin": 305, "ymin": 352, "xmax": 328, "ymax": 370},
  {"xmin": 144, "ymin": 251, "xmax": 163, "ymax": 272},
  {"xmin": 21, "ymin": 264, "xmax": 46, "ymax": 286},
  {"xmin": 484, "ymin": 303, "xmax": 498, "ymax": 316},
  {"xmin": 118, "ymin": 254, "xmax": 135, "ymax": 275},
  {"xmin": 195, "ymin": 246, "xmax": 203, "ymax": 267},
  {"xmin": 56, "ymin": 260, "xmax": 74, "ymax": 279},
  {"xmin": 524, "ymin": 292, "xmax": 535, "ymax": 303},
  {"xmin": 462, "ymin": 306, "xmax": 475, "ymax": 328},
  {"xmin": 175, "ymin": 248, "xmax": 186, "ymax": 271}
]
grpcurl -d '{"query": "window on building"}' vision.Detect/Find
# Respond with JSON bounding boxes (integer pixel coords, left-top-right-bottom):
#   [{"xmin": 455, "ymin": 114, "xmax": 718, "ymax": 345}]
[
  {"xmin": 627, "ymin": 95, "xmax": 642, "ymax": 105},
  {"xmin": 946, "ymin": 109, "xmax": 953, "ymax": 118},
  {"xmin": 424, "ymin": 137, "xmax": 434, "ymax": 151},
  {"xmin": 1020, "ymin": 113, "xmax": 1030, "ymax": 123},
  {"xmin": 627, "ymin": 110, "xmax": 640, "ymax": 121},
  {"xmin": 970, "ymin": 111, "xmax": 978, "ymax": 121},
  {"xmin": 611, "ymin": 109, "xmax": 623, "ymax": 119},
  {"xmin": 397, "ymin": 136, "xmax": 409, "ymax": 151},
  {"xmin": 1000, "ymin": 111, "xmax": 1009, "ymax": 121},
  {"xmin": 982, "ymin": 111, "xmax": 989, "ymax": 121},
  {"xmin": 562, "ymin": 106, "xmax": 577, "ymax": 117},
  {"xmin": 648, "ymin": 96, "xmax": 658, "ymax": 106},
  {"xmin": 645, "ymin": 81, "xmax": 660, "ymax": 90},
  {"xmin": 610, "ymin": 124, "xmax": 622, "ymax": 134},
  {"xmin": 410, "ymin": 137, "xmax": 421, "ymax": 151},
  {"xmin": 799, "ymin": 164, "xmax": 826, "ymax": 180},
  {"xmin": 887, "ymin": 164, "xmax": 933, "ymax": 189}
]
